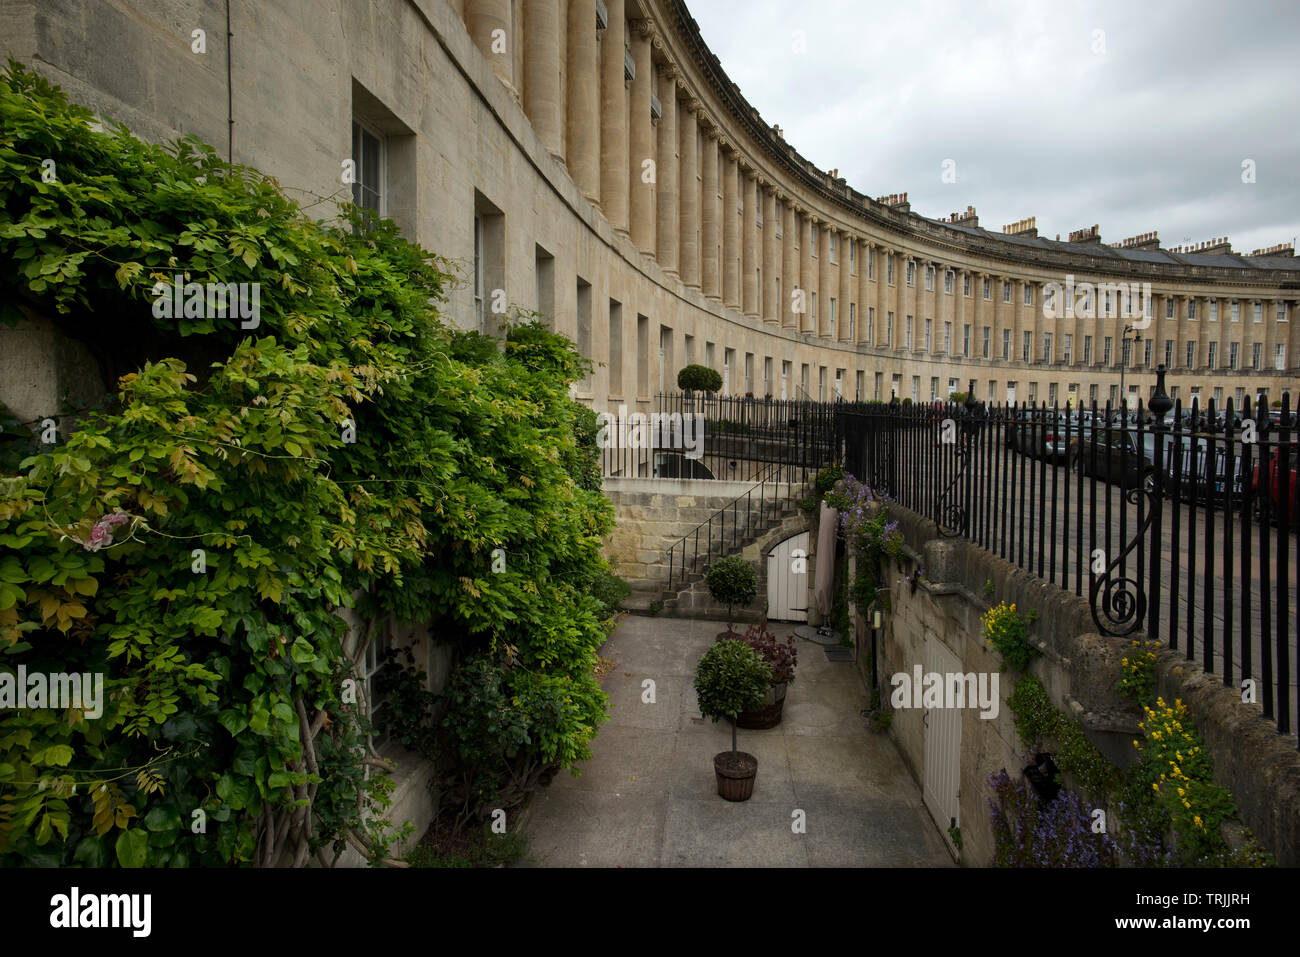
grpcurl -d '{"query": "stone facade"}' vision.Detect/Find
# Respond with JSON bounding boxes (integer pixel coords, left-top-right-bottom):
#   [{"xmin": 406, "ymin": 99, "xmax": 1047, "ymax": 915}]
[{"xmin": 4, "ymin": 0, "xmax": 1298, "ymax": 431}]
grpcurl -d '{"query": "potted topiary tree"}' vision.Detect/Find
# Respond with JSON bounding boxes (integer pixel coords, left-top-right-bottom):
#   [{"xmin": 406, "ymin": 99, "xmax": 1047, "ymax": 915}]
[
  {"xmin": 706, "ymin": 555, "xmax": 758, "ymax": 639},
  {"xmin": 731, "ymin": 623, "xmax": 798, "ymax": 729},
  {"xmin": 677, "ymin": 363, "xmax": 723, "ymax": 395},
  {"xmin": 694, "ymin": 639, "xmax": 771, "ymax": 801}
]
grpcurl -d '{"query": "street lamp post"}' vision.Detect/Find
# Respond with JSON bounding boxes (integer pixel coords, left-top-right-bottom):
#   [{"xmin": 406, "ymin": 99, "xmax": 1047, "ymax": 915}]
[{"xmin": 1120, "ymin": 323, "xmax": 1144, "ymax": 419}]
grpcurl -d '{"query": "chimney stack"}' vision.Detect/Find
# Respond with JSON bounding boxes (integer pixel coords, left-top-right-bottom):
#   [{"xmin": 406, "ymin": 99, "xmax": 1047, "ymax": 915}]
[
  {"xmin": 1116, "ymin": 231, "xmax": 1161, "ymax": 251},
  {"xmin": 946, "ymin": 205, "xmax": 978, "ymax": 227},
  {"xmin": 1002, "ymin": 216, "xmax": 1038, "ymax": 237},
  {"xmin": 1068, "ymin": 224, "xmax": 1101, "ymax": 244},
  {"xmin": 1248, "ymin": 241, "xmax": 1295, "ymax": 258},
  {"xmin": 876, "ymin": 192, "xmax": 910, "ymax": 212},
  {"xmin": 1169, "ymin": 237, "xmax": 1233, "ymax": 256}
]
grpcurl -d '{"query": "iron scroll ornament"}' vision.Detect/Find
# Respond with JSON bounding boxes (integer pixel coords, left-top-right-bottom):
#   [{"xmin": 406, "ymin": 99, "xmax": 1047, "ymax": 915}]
[
  {"xmin": 1089, "ymin": 366, "xmax": 1174, "ymax": 637},
  {"xmin": 1088, "ymin": 481, "xmax": 1156, "ymax": 636}
]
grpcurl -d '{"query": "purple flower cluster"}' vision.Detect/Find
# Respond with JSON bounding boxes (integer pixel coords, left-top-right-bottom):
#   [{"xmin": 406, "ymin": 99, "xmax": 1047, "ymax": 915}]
[
  {"xmin": 987, "ymin": 768, "xmax": 1118, "ymax": 867},
  {"xmin": 75, "ymin": 510, "xmax": 131, "ymax": 552}
]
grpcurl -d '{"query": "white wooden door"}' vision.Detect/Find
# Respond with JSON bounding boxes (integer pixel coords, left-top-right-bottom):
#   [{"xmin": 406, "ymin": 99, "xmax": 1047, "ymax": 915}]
[
  {"xmin": 923, "ymin": 634, "xmax": 963, "ymax": 848},
  {"xmin": 766, "ymin": 532, "xmax": 809, "ymax": 622}
]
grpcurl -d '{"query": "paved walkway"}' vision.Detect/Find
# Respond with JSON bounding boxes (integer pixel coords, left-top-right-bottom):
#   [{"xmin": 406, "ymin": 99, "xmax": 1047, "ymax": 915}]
[{"xmin": 521, "ymin": 616, "xmax": 954, "ymax": 867}]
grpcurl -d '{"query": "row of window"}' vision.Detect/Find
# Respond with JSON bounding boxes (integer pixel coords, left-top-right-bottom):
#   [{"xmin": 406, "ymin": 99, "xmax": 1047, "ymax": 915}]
[{"xmin": 896, "ymin": 376, "xmax": 1291, "ymax": 410}]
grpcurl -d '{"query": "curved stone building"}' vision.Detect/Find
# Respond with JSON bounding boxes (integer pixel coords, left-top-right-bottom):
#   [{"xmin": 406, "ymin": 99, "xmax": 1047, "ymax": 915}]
[{"xmin": 3, "ymin": 0, "xmax": 1298, "ymax": 421}]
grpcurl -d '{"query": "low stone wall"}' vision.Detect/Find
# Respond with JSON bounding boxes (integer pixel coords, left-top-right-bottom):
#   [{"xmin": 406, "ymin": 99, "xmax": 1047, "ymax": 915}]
[
  {"xmin": 602, "ymin": 477, "xmax": 800, "ymax": 592},
  {"xmin": 863, "ymin": 503, "xmax": 1300, "ymax": 867}
]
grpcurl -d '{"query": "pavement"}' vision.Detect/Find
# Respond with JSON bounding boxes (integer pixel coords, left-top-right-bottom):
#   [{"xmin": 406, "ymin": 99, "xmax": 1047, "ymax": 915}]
[{"xmin": 519, "ymin": 615, "xmax": 955, "ymax": 867}]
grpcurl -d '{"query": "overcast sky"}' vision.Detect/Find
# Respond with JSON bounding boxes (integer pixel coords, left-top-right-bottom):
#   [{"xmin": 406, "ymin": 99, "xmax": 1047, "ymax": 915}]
[{"xmin": 688, "ymin": 0, "xmax": 1300, "ymax": 257}]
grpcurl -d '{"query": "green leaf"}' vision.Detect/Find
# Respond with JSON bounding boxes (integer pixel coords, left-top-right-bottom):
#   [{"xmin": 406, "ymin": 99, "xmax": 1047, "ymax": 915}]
[
  {"xmin": 144, "ymin": 805, "xmax": 182, "ymax": 833},
  {"xmin": 218, "ymin": 710, "xmax": 248, "ymax": 737},
  {"xmin": 42, "ymin": 744, "xmax": 74, "ymax": 766},
  {"xmin": 290, "ymin": 637, "xmax": 316, "ymax": 664},
  {"xmin": 115, "ymin": 827, "xmax": 149, "ymax": 868},
  {"xmin": 73, "ymin": 835, "xmax": 106, "ymax": 867}
]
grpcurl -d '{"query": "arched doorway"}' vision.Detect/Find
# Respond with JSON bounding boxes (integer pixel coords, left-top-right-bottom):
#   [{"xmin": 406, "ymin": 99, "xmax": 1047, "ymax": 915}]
[{"xmin": 767, "ymin": 531, "xmax": 809, "ymax": 622}]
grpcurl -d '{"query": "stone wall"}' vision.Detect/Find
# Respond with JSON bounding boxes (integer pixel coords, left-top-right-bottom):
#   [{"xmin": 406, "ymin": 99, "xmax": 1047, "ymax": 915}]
[
  {"xmin": 862, "ymin": 503, "xmax": 1300, "ymax": 867},
  {"xmin": 602, "ymin": 476, "xmax": 799, "ymax": 594}
]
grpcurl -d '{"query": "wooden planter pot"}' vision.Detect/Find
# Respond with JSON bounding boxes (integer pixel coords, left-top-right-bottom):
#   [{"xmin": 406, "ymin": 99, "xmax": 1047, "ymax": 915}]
[
  {"xmin": 714, "ymin": 751, "xmax": 758, "ymax": 801},
  {"xmin": 736, "ymin": 681, "xmax": 788, "ymax": 730}
]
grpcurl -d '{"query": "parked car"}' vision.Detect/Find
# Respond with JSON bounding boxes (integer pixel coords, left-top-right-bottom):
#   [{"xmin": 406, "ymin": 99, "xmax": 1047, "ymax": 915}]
[
  {"xmin": 1158, "ymin": 434, "xmax": 1246, "ymax": 503},
  {"xmin": 1251, "ymin": 443, "xmax": 1300, "ymax": 526},
  {"xmin": 1071, "ymin": 428, "xmax": 1161, "ymax": 492},
  {"xmin": 1004, "ymin": 409, "xmax": 1069, "ymax": 460}
]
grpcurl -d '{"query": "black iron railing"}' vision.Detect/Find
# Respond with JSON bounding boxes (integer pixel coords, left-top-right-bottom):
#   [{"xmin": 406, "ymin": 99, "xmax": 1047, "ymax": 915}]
[
  {"xmin": 601, "ymin": 392, "xmax": 840, "ymax": 482},
  {"xmin": 662, "ymin": 457, "xmax": 817, "ymax": 593},
  {"xmin": 839, "ymin": 369, "xmax": 1299, "ymax": 745}
]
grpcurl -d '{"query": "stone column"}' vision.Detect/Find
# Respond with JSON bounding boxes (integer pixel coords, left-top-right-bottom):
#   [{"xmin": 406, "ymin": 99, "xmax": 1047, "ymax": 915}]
[
  {"xmin": 858, "ymin": 240, "xmax": 872, "ymax": 343},
  {"xmin": 565, "ymin": 0, "xmax": 600, "ymax": 202},
  {"xmin": 798, "ymin": 209, "xmax": 814, "ymax": 333},
  {"xmin": 700, "ymin": 127, "xmax": 720, "ymax": 299},
  {"xmin": 818, "ymin": 222, "xmax": 831, "ymax": 338},
  {"xmin": 782, "ymin": 201, "xmax": 797, "ymax": 328},
  {"xmin": 627, "ymin": 21, "xmax": 654, "ymax": 252},
  {"xmin": 522, "ymin": 0, "xmax": 562, "ymax": 156},
  {"xmin": 654, "ymin": 66, "xmax": 679, "ymax": 275},
  {"xmin": 678, "ymin": 97, "xmax": 699, "ymax": 288},
  {"xmin": 741, "ymin": 168, "xmax": 758, "ymax": 317},
  {"xmin": 762, "ymin": 186, "xmax": 778, "ymax": 323},
  {"xmin": 1012, "ymin": 279, "xmax": 1023, "ymax": 364},
  {"xmin": 839, "ymin": 230, "xmax": 853, "ymax": 341},
  {"xmin": 599, "ymin": 0, "xmax": 628, "ymax": 231},
  {"xmin": 467, "ymin": 0, "xmax": 513, "ymax": 87},
  {"xmin": 722, "ymin": 148, "xmax": 739, "ymax": 307}
]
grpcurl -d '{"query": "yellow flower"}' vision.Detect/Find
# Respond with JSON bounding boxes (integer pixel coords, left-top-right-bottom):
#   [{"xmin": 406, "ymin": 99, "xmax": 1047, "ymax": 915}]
[
  {"xmin": 1133, "ymin": 740, "xmax": 1140, "ymax": 748},
  {"xmin": 1194, "ymin": 816, "xmax": 1203, "ymax": 828},
  {"xmin": 1152, "ymin": 782, "xmax": 1160, "ymax": 792},
  {"xmin": 1177, "ymin": 787, "xmax": 1185, "ymax": 797},
  {"xmin": 1122, "ymin": 658, "xmax": 1129, "ymax": 666},
  {"xmin": 1183, "ymin": 800, "xmax": 1191, "ymax": 809}
]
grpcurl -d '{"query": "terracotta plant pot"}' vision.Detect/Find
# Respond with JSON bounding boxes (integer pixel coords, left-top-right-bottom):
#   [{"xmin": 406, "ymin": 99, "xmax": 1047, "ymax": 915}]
[
  {"xmin": 714, "ymin": 750, "xmax": 758, "ymax": 801},
  {"xmin": 736, "ymin": 681, "xmax": 788, "ymax": 729}
]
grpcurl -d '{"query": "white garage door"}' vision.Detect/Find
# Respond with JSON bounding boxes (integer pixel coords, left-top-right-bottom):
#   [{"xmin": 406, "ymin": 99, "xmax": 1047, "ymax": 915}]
[
  {"xmin": 923, "ymin": 633, "xmax": 962, "ymax": 850},
  {"xmin": 767, "ymin": 532, "xmax": 809, "ymax": 622}
]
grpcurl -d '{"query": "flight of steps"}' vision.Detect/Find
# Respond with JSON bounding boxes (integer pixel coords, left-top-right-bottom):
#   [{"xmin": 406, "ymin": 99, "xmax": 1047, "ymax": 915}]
[{"xmin": 613, "ymin": 485, "xmax": 808, "ymax": 618}]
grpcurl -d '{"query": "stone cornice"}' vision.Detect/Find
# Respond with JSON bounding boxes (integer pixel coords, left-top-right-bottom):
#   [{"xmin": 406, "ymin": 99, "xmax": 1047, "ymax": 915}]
[{"xmin": 652, "ymin": 0, "xmax": 1300, "ymax": 289}]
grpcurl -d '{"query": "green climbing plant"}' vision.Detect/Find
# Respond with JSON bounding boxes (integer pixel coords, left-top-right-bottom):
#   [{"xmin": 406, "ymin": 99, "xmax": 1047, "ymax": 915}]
[{"xmin": 0, "ymin": 61, "xmax": 614, "ymax": 866}]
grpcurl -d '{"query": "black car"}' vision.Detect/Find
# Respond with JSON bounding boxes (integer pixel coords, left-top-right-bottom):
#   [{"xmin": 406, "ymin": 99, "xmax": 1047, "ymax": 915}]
[{"xmin": 1072, "ymin": 429, "xmax": 1160, "ymax": 492}]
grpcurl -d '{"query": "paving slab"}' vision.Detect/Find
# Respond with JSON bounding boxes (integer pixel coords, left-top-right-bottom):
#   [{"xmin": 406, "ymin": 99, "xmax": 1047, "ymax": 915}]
[{"xmin": 520, "ymin": 615, "xmax": 955, "ymax": 868}]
